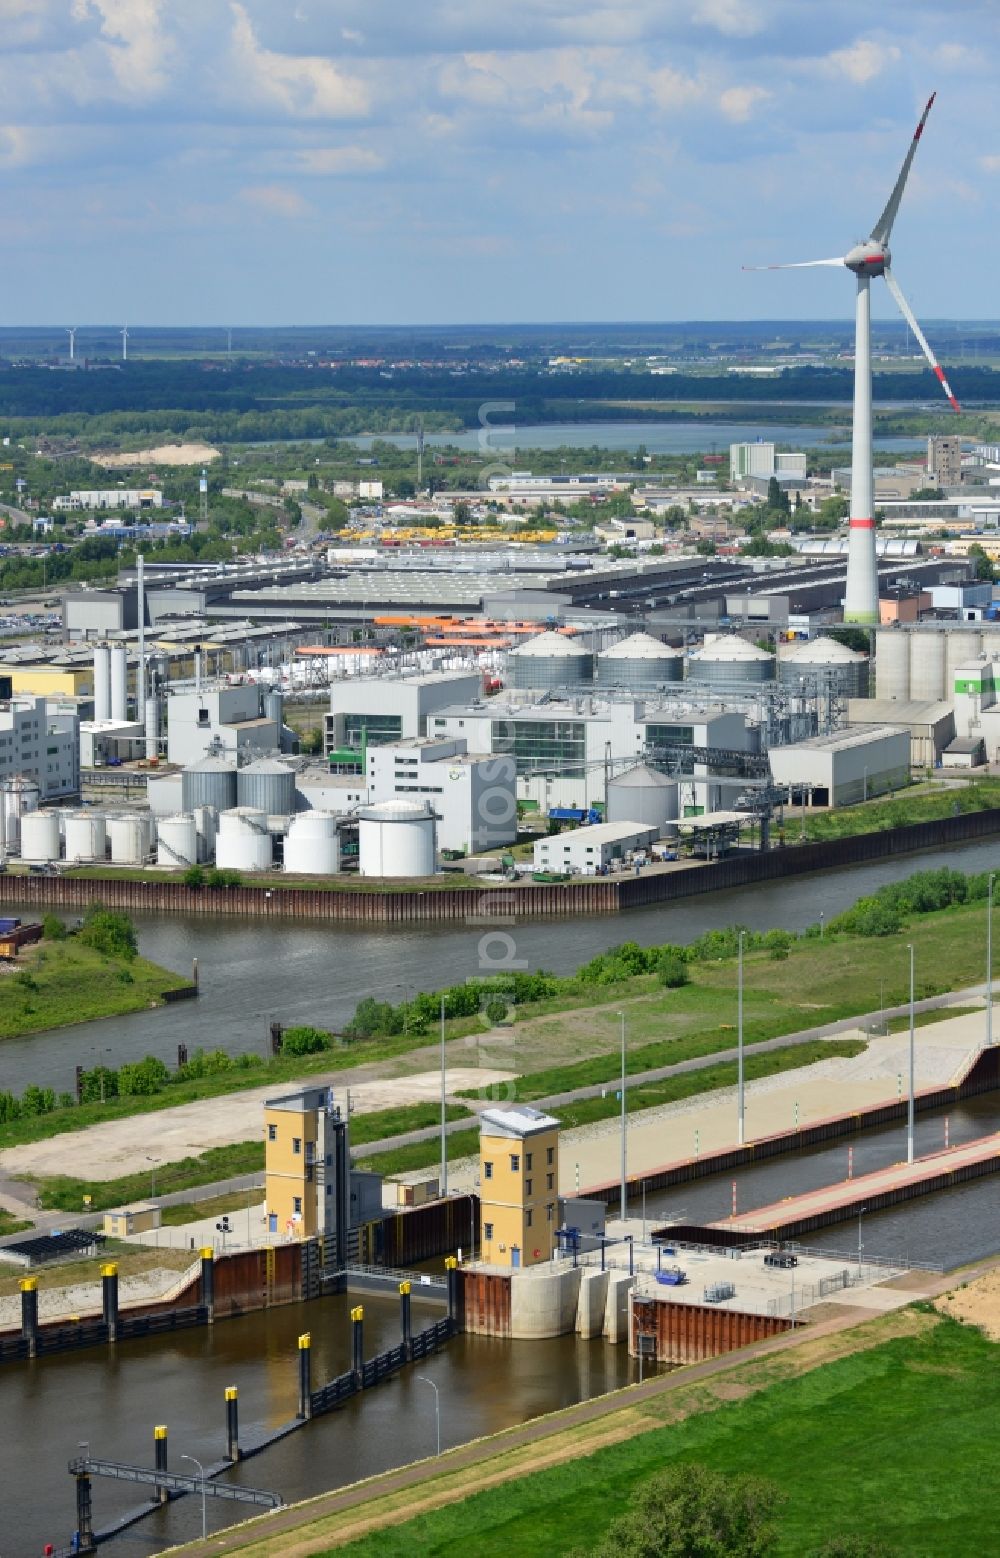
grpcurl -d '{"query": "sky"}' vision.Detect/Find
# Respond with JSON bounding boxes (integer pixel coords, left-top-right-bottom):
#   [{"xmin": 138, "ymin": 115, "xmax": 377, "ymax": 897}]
[{"xmin": 0, "ymin": 0, "xmax": 996, "ymax": 326}]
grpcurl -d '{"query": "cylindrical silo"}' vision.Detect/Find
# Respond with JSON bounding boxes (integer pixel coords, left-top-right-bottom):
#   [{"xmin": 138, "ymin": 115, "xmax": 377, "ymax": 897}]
[
  {"xmin": 93, "ymin": 644, "xmax": 111, "ymax": 722},
  {"xmin": 193, "ymin": 804, "xmax": 218, "ymax": 864},
  {"xmin": 875, "ymin": 630, "xmax": 910, "ymax": 701},
  {"xmin": 358, "ymin": 799, "xmax": 436, "ymax": 877},
  {"xmin": 215, "ymin": 807, "xmax": 272, "ymax": 871},
  {"xmin": 156, "ymin": 813, "xmax": 198, "ymax": 867},
  {"xmin": 1, "ymin": 775, "xmax": 40, "ymax": 853},
  {"xmin": 108, "ymin": 813, "xmax": 153, "ymax": 866},
  {"xmin": 236, "ymin": 757, "xmax": 296, "ymax": 816},
  {"xmin": 605, "ymin": 765, "xmax": 679, "ymax": 830},
  {"xmin": 910, "ymin": 630, "xmax": 947, "ymax": 702},
  {"xmin": 181, "ymin": 756, "xmax": 238, "ymax": 814},
  {"xmin": 777, "ymin": 636, "xmax": 870, "ymax": 700},
  {"xmin": 596, "ymin": 632, "xmax": 683, "ymax": 692},
  {"xmin": 144, "ymin": 695, "xmax": 160, "ymax": 761},
  {"xmin": 687, "ymin": 636, "xmax": 775, "ymax": 685},
  {"xmin": 945, "ymin": 628, "xmax": 984, "ymax": 696},
  {"xmin": 265, "ymin": 689, "xmax": 284, "ymax": 727},
  {"xmin": 109, "ymin": 644, "xmax": 128, "ymax": 722},
  {"xmin": 20, "ymin": 810, "xmax": 61, "ymax": 863},
  {"xmin": 284, "ymin": 812, "xmax": 340, "ymax": 876},
  {"xmin": 64, "ymin": 812, "xmax": 107, "ymax": 863},
  {"xmin": 506, "ymin": 630, "xmax": 594, "ymax": 690}
]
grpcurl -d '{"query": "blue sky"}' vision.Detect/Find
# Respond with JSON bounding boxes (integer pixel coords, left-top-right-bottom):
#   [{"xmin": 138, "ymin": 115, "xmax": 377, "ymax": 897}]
[{"xmin": 0, "ymin": 1, "xmax": 995, "ymax": 325}]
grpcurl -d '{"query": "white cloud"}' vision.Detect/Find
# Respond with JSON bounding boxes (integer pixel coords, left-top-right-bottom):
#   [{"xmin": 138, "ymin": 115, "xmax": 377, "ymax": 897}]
[
  {"xmin": 821, "ymin": 39, "xmax": 901, "ymax": 85},
  {"xmin": 648, "ymin": 66, "xmax": 704, "ymax": 112},
  {"xmin": 693, "ymin": 0, "xmax": 764, "ymax": 37},
  {"xmin": 719, "ymin": 85, "xmax": 771, "ymax": 123},
  {"xmin": 228, "ymin": 3, "xmax": 369, "ymax": 120},
  {"xmin": 294, "ymin": 145, "xmax": 384, "ymax": 175},
  {"xmin": 240, "ymin": 183, "xmax": 310, "ymax": 217}
]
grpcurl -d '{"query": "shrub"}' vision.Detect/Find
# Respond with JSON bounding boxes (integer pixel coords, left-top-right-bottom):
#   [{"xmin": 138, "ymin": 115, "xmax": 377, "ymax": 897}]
[
  {"xmin": 42, "ymin": 914, "xmax": 67, "ymax": 940},
  {"xmin": 117, "ymin": 1056, "xmax": 169, "ymax": 1096},
  {"xmin": 78, "ymin": 903, "xmax": 138, "ymax": 961},
  {"xmin": 483, "ymin": 995, "xmax": 509, "ymax": 1025},
  {"xmin": 207, "ymin": 868, "xmax": 242, "ymax": 889},
  {"xmin": 182, "ymin": 865, "xmax": 206, "ymax": 888},
  {"xmin": 281, "ymin": 1025, "xmax": 332, "ymax": 1057},
  {"xmin": 657, "ymin": 953, "xmax": 690, "ymax": 988},
  {"xmin": 592, "ymin": 1463, "xmax": 784, "ymax": 1558}
]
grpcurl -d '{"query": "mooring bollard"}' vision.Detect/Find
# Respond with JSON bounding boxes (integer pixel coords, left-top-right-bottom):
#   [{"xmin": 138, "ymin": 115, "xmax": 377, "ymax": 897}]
[
  {"xmin": 351, "ymin": 1305, "xmax": 364, "ymax": 1381},
  {"xmin": 399, "ymin": 1281, "xmax": 412, "ymax": 1357},
  {"xmin": 445, "ymin": 1255, "xmax": 458, "ymax": 1326},
  {"xmin": 101, "ymin": 1263, "xmax": 119, "ymax": 1344},
  {"xmin": 297, "ymin": 1333, "xmax": 312, "ymax": 1419},
  {"xmin": 153, "ymin": 1425, "xmax": 169, "ymax": 1506},
  {"xmin": 200, "ymin": 1247, "xmax": 215, "ymax": 1323},
  {"xmin": 19, "ymin": 1277, "xmax": 38, "ymax": 1358},
  {"xmin": 225, "ymin": 1385, "xmax": 240, "ymax": 1461}
]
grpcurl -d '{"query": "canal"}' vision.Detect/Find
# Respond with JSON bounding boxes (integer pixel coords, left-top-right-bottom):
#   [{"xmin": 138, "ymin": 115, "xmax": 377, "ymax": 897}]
[{"xmin": 4, "ymin": 835, "xmax": 1000, "ymax": 1096}]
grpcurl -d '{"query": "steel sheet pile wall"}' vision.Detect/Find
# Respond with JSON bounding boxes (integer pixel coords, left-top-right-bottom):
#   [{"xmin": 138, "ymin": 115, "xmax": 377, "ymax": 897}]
[
  {"xmin": 458, "ymin": 1270, "xmax": 512, "ymax": 1337},
  {"xmin": 632, "ymin": 1297, "xmax": 789, "ymax": 1364},
  {"xmin": 358, "ymin": 1195, "xmax": 480, "ymax": 1268}
]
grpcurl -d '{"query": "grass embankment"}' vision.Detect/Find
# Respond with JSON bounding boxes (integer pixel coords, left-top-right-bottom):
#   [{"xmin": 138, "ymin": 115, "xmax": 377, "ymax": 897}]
[
  {"xmin": 0, "ymin": 937, "xmax": 190, "ymax": 1039},
  {"xmin": 260, "ymin": 1307, "xmax": 1000, "ymax": 1558},
  {"xmin": 0, "ymin": 1243, "xmax": 193, "ymax": 1301},
  {"xmin": 28, "ymin": 1101, "xmax": 473, "ymax": 1212},
  {"xmin": 0, "ymin": 1207, "xmax": 31, "ymax": 1236},
  {"xmin": 801, "ymin": 777, "xmax": 1000, "ymax": 842}
]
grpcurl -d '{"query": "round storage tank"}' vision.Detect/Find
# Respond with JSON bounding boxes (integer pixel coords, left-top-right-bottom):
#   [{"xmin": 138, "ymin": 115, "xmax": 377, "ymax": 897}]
[
  {"xmin": 605, "ymin": 765, "xmax": 679, "ymax": 830},
  {"xmin": 506, "ymin": 630, "xmax": 594, "ymax": 690},
  {"xmin": 193, "ymin": 804, "xmax": 218, "ymax": 864},
  {"xmin": 236, "ymin": 757, "xmax": 296, "ymax": 816},
  {"xmin": 64, "ymin": 812, "xmax": 107, "ymax": 863},
  {"xmin": 20, "ymin": 810, "xmax": 61, "ymax": 863},
  {"xmin": 157, "ymin": 813, "xmax": 198, "ymax": 868},
  {"xmin": 910, "ymin": 630, "xmax": 947, "ymax": 702},
  {"xmin": 687, "ymin": 636, "xmax": 775, "ymax": 685},
  {"xmin": 265, "ymin": 690, "xmax": 284, "ymax": 727},
  {"xmin": 777, "ymin": 636, "xmax": 870, "ymax": 700},
  {"xmin": 109, "ymin": 643, "xmax": 128, "ymax": 722},
  {"xmin": 875, "ymin": 630, "xmax": 910, "ymax": 701},
  {"xmin": 216, "ymin": 807, "xmax": 272, "ymax": 872},
  {"xmin": 596, "ymin": 632, "xmax": 683, "ymax": 692},
  {"xmin": 108, "ymin": 813, "xmax": 153, "ymax": 866},
  {"xmin": 93, "ymin": 644, "xmax": 111, "ymax": 722},
  {"xmin": 1, "ymin": 775, "xmax": 40, "ymax": 853},
  {"xmin": 284, "ymin": 812, "xmax": 340, "ymax": 876},
  {"xmin": 181, "ymin": 756, "xmax": 237, "ymax": 813},
  {"xmin": 358, "ymin": 799, "xmax": 436, "ymax": 878}
]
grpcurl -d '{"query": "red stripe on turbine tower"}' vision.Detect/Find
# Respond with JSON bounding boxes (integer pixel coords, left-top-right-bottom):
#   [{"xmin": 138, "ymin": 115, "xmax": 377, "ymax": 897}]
[{"xmin": 850, "ymin": 518, "xmax": 876, "ymax": 529}]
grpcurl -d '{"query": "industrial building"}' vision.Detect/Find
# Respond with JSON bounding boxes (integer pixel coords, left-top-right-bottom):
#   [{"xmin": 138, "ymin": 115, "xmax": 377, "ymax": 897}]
[
  {"xmin": 165, "ymin": 684, "xmax": 289, "ymax": 766},
  {"xmin": 263, "ymin": 1087, "xmax": 380, "ymax": 1253},
  {"xmin": 0, "ymin": 697, "xmax": 79, "ymax": 801},
  {"xmin": 533, "ymin": 820, "xmax": 662, "ymax": 874},
  {"xmin": 52, "ymin": 489, "xmax": 163, "ymax": 511},
  {"xmin": 768, "ymin": 726, "xmax": 911, "ymax": 807},
  {"xmin": 729, "ymin": 443, "xmax": 807, "ymax": 484},
  {"xmin": 325, "ymin": 670, "xmax": 484, "ymax": 760},
  {"xmin": 366, "ymin": 737, "xmax": 517, "ymax": 856}
]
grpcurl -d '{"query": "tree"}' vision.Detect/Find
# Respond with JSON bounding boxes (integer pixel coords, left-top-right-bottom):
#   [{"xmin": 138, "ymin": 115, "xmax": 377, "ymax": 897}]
[
  {"xmin": 79, "ymin": 904, "xmax": 138, "ymax": 961},
  {"xmin": 592, "ymin": 1464, "xmax": 784, "ymax": 1558},
  {"xmin": 967, "ymin": 543, "xmax": 994, "ymax": 582}
]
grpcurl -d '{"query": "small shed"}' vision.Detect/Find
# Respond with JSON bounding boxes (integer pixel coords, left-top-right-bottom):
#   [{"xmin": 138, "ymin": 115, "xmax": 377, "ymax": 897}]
[
  {"xmin": 103, "ymin": 1202, "xmax": 161, "ymax": 1238},
  {"xmin": 942, "ymin": 737, "xmax": 985, "ymax": 770}
]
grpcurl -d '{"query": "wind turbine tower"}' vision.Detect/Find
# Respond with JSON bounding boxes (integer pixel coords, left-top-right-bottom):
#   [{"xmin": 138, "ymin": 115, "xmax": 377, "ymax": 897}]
[
  {"xmin": 746, "ymin": 94, "xmax": 958, "ymax": 624},
  {"xmin": 67, "ymin": 328, "xmax": 76, "ymax": 362},
  {"xmin": 121, "ymin": 324, "xmax": 129, "ymax": 363}
]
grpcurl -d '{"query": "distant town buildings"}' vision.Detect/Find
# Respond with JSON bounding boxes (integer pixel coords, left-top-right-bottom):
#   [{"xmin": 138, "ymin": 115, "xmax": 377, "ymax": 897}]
[
  {"xmin": 927, "ymin": 435, "xmax": 963, "ymax": 488},
  {"xmin": 729, "ymin": 443, "xmax": 807, "ymax": 485},
  {"xmin": 53, "ymin": 490, "xmax": 164, "ymax": 511}
]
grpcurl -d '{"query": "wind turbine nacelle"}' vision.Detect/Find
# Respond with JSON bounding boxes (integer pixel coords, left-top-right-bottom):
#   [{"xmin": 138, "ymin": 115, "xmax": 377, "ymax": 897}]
[{"xmin": 845, "ymin": 242, "xmax": 889, "ymax": 277}]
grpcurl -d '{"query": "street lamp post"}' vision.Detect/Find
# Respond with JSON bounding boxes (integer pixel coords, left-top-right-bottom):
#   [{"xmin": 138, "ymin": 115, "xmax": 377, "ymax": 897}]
[
  {"xmin": 988, "ymin": 873, "xmax": 995, "ymax": 1049},
  {"xmin": 737, "ymin": 931, "xmax": 745, "ymax": 1147},
  {"xmin": 857, "ymin": 1206, "xmax": 867, "ymax": 1278},
  {"xmin": 618, "ymin": 1011, "xmax": 627, "ymax": 1222},
  {"xmin": 415, "ymin": 1374, "xmax": 441, "ymax": 1456},
  {"xmin": 146, "ymin": 1156, "xmax": 160, "ymax": 1199},
  {"xmin": 180, "ymin": 1454, "xmax": 207, "ymax": 1540},
  {"xmin": 907, "ymin": 944, "xmax": 915, "ymax": 1166}
]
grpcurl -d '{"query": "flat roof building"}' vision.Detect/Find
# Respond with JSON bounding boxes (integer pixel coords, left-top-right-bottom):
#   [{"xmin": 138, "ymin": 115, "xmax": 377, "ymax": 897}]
[
  {"xmin": 768, "ymin": 725, "xmax": 911, "ymax": 807},
  {"xmin": 479, "ymin": 1106, "xmax": 561, "ymax": 1270}
]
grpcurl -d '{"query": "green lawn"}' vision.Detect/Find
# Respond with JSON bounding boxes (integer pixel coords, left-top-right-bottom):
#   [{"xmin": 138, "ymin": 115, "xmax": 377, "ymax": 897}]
[
  {"xmin": 330, "ymin": 1314, "xmax": 1000, "ymax": 1558},
  {"xmin": 0, "ymin": 937, "xmax": 191, "ymax": 1039},
  {"xmin": 801, "ymin": 779, "xmax": 1000, "ymax": 841},
  {"xmin": 0, "ymin": 1206, "xmax": 32, "ymax": 1236}
]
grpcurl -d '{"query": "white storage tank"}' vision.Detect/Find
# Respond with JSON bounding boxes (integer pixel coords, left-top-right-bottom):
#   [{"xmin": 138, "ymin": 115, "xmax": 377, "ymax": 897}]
[
  {"xmin": 193, "ymin": 804, "xmax": 218, "ymax": 864},
  {"xmin": 284, "ymin": 811, "xmax": 340, "ymax": 876},
  {"xmin": 605, "ymin": 764, "xmax": 679, "ymax": 830},
  {"xmin": 1, "ymin": 775, "xmax": 40, "ymax": 853},
  {"xmin": 20, "ymin": 810, "xmax": 61, "ymax": 863},
  {"xmin": 358, "ymin": 799, "xmax": 437, "ymax": 878},
  {"xmin": 64, "ymin": 812, "xmax": 107, "ymax": 863},
  {"xmin": 875, "ymin": 629, "xmax": 910, "ymax": 701},
  {"xmin": 93, "ymin": 644, "xmax": 111, "ymax": 722},
  {"xmin": 237, "ymin": 757, "xmax": 296, "ymax": 816},
  {"xmin": 506, "ymin": 630, "xmax": 594, "ymax": 690},
  {"xmin": 157, "ymin": 812, "xmax": 198, "ymax": 868},
  {"xmin": 216, "ymin": 807, "xmax": 272, "ymax": 871},
  {"xmin": 777, "ymin": 636, "xmax": 870, "ymax": 700},
  {"xmin": 597, "ymin": 632, "xmax": 683, "ymax": 691},
  {"xmin": 910, "ymin": 630, "xmax": 947, "ymax": 702},
  {"xmin": 108, "ymin": 812, "xmax": 153, "ymax": 866},
  {"xmin": 109, "ymin": 643, "xmax": 128, "ymax": 722},
  {"xmin": 688, "ymin": 635, "xmax": 775, "ymax": 685}
]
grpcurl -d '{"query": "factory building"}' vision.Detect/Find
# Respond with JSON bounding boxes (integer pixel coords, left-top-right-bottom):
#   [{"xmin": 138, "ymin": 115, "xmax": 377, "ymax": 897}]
[
  {"xmin": 366, "ymin": 737, "xmax": 517, "ymax": 856},
  {"xmin": 846, "ymin": 700, "xmax": 955, "ymax": 768},
  {"xmin": 533, "ymin": 820, "xmax": 662, "ymax": 875},
  {"xmin": 325, "ymin": 671, "xmax": 484, "ymax": 760},
  {"xmin": 768, "ymin": 726, "xmax": 911, "ymax": 807},
  {"xmin": 166, "ymin": 685, "xmax": 285, "ymax": 766},
  {"xmin": 729, "ymin": 443, "xmax": 807, "ymax": 484},
  {"xmin": 52, "ymin": 489, "xmax": 164, "ymax": 511},
  {"xmin": 0, "ymin": 697, "xmax": 79, "ymax": 801}
]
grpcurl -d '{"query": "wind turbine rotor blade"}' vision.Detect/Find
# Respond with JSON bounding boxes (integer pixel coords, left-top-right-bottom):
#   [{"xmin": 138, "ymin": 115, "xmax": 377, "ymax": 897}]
[
  {"xmin": 870, "ymin": 93, "xmax": 936, "ymax": 245},
  {"xmin": 741, "ymin": 258, "xmax": 846, "ymax": 271},
  {"xmin": 884, "ymin": 267, "xmax": 960, "ymax": 413}
]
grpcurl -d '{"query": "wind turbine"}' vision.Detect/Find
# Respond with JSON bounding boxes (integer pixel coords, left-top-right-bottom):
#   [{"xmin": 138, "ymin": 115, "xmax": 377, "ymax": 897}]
[
  {"xmin": 67, "ymin": 327, "xmax": 76, "ymax": 362},
  {"xmin": 745, "ymin": 93, "xmax": 958, "ymax": 624},
  {"xmin": 121, "ymin": 324, "xmax": 129, "ymax": 363}
]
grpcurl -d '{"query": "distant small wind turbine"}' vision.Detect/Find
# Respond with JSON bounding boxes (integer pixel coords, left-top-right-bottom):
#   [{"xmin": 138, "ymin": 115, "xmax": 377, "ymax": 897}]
[
  {"xmin": 67, "ymin": 327, "xmax": 77, "ymax": 361},
  {"xmin": 121, "ymin": 325, "xmax": 129, "ymax": 363}
]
